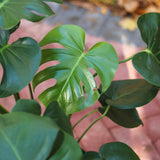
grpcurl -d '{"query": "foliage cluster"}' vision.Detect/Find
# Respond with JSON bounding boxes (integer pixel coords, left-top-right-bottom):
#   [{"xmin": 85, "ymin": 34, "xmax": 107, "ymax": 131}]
[{"xmin": 0, "ymin": 0, "xmax": 160, "ymax": 159}]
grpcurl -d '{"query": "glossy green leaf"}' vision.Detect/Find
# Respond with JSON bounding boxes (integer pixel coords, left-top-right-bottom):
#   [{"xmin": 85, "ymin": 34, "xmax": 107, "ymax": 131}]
[
  {"xmin": 0, "ymin": 112, "xmax": 82, "ymax": 160},
  {"xmin": 12, "ymin": 99, "xmax": 41, "ymax": 115},
  {"xmin": 0, "ymin": 29, "xmax": 41, "ymax": 97},
  {"xmin": 133, "ymin": 12, "xmax": 160, "ymax": 86},
  {"xmin": 0, "ymin": 0, "xmax": 62, "ymax": 29},
  {"xmin": 84, "ymin": 142, "xmax": 140, "ymax": 160},
  {"xmin": 98, "ymin": 106, "xmax": 143, "ymax": 128},
  {"xmin": 44, "ymin": 101, "xmax": 73, "ymax": 135},
  {"xmin": 99, "ymin": 79, "xmax": 159, "ymax": 109},
  {"xmin": 33, "ymin": 25, "xmax": 118, "ymax": 114},
  {"xmin": 132, "ymin": 52, "xmax": 160, "ymax": 86}
]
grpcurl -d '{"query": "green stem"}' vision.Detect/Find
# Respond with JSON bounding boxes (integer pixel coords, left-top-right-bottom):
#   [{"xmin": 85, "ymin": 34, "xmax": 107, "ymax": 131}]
[
  {"xmin": 72, "ymin": 108, "xmax": 98, "ymax": 129},
  {"xmin": 0, "ymin": 104, "xmax": 9, "ymax": 114},
  {"xmin": 28, "ymin": 83, "xmax": 34, "ymax": 99},
  {"xmin": 14, "ymin": 93, "xmax": 20, "ymax": 102},
  {"xmin": 77, "ymin": 105, "xmax": 110, "ymax": 143},
  {"xmin": 119, "ymin": 55, "xmax": 134, "ymax": 64}
]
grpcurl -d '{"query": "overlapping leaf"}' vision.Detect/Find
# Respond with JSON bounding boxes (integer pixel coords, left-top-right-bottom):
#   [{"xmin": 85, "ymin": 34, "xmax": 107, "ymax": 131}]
[
  {"xmin": 0, "ymin": 112, "xmax": 82, "ymax": 160},
  {"xmin": 83, "ymin": 142, "xmax": 140, "ymax": 160},
  {"xmin": 33, "ymin": 25, "xmax": 118, "ymax": 114},
  {"xmin": 0, "ymin": 0, "xmax": 62, "ymax": 29},
  {"xmin": 99, "ymin": 79, "xmax": 159, "ymax": 109},
  {"xmin": 0, "ymin": 29, "xmax": 41, "ymax": 97},
  {"xmin": 133, "ymin": 12, "xmax": 160, "ymax": 86}
]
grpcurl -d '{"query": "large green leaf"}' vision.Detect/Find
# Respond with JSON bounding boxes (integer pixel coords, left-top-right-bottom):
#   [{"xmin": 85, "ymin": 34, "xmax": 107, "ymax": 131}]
[
  {"xmin": 44, "ymin": 101, "xmax": 73, "ymax": 136},
  {"xmin": 0, "ymin": 0, "xmax": 62, "ymax": 29},
  {"xmin": 12, "ymin": 99, "xmax": 41, "ymax": 115},
  {"xmin": 84, "ymin": 142, "xmax": 140, "ymax": 160},
  {"xmin": 98, "ymin": 106, "xmax": 143, "ymax": 128},
  {"xmin": 133, "ymin": 12, "xmax": 160, "ymax": 86},
  {"xmin": 0, "ymin": 29, "xmax": 41, "ymax": 97},
  {"xmin": 0, "ymin": 112, "xmax": 82, "ymax": 160},
  {"xmin": 98, "ymin": 79, "xmax": 159, "ymax": 109},
  {"xmin": 33, "ymin": 25, "xmax": 118, "ymax": 114}
]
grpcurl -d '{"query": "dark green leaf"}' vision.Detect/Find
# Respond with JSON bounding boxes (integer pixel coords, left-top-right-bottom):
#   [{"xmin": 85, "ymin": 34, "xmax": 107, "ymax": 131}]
[
  {"xmin": 33, "ymin": 25, "xmax": 118, "ymax": 114},
  {"xmin": 99, "ymin": 142, "xmax": 140, "ymax": 160},
  {"xmin": 98, "ymin": 106, "xmax": 143, "ymax": 128},
  {"xmin": 44, "ymin": 101, "xmax": 73, "ymax": 136},
  {"xmin": 0, "ymin": 112, "xmax": 82, "ymax": 160},
  {"xmin": 0, "ymin": 104, "xmax": 9, "ymax": 114},
  {"xmin": 0, "ymin": 0, "xmax": 62, "ymax": 29},
  {"xmin": 99, "ymin": 79, "xmax": 159, "ymax": 109},
  {"xmin": 12, "ymin": 99, "xmax": 41, "ymax": 115},
  {"xmin": 133, "ymin": 12, "xmax": 160, "ymax": 86},
  {"xmin": 132, "ymin": 52, "xmax": 160, "ymax": 87},
  {"xmin": 8, "ymin": 22, "xmax": 20, "ymax": 34},
  {"xmin": 83, "ymin": 151, "xmax": 102, "ymax": 160},
  {"xmin": 0, "ymin": 29, "xmax": 41, "ymax": 97}
]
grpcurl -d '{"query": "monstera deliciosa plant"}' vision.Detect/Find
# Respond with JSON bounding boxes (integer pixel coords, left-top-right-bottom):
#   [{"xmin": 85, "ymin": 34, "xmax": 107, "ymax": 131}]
[{"xmin": 0, "ymin": 0, "xmax": 159, "ymax": 159}]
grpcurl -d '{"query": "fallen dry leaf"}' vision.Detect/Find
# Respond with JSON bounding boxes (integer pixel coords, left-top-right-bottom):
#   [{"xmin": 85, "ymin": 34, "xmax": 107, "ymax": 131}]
[{"xmin": 118, "ymin": 17, "xmax": 137, "ymax": 31}]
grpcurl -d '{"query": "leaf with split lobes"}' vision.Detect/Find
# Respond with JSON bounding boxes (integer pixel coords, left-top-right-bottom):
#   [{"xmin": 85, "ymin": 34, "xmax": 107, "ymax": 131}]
[{"xmin": 33, "ymin": 24, "xmax": 118, "ymax": 114}]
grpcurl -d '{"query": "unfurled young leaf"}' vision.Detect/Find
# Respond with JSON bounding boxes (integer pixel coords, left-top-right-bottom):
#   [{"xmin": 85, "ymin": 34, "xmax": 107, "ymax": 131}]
[
  {"xmin": 33, "ymin": 25, "xmax": 118, "ymax": 114},
  {"xmin": 0, "ymin": 29, "xmax": 41, "ymax": 97},
  {"xmin": 0, "ymin": 0, "xmax": 63, "ymax": 29},
  {"xmin": 133, "ymin": 12, "xmax": 160, "ymax": 86}
]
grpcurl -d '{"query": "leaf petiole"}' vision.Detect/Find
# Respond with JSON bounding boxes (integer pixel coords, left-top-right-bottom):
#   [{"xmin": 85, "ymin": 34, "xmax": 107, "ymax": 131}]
[
  {"xmin": 77, "ymin": 105, "xmax": 110, "ymax": 143},
  {"xmin": 72, "ymin": 108, "xmax": 98, "ymax": 129}
]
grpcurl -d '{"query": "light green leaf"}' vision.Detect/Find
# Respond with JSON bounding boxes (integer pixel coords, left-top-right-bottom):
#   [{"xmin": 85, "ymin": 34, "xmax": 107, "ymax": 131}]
[
  {"xmin": 0, "ymin": 29, "xmax": 41, "ymax": 97},
  {"xmin": 33, "ymin": 25, "xmax": 118, "ymax": 114},
  {"xmin": 133, "ymin": 12, "xmax": 160, "ymax": 86},
  {"xmin": 0, "ymin": 112, "xmax": 82, "ymax": 160},
  {"xmin": 0, "ymin": 0, "xmax": 62, "ymax": 29},
  {"xmin": 12, "ymin": 99, "xmax": 41, "ymax": 115}
]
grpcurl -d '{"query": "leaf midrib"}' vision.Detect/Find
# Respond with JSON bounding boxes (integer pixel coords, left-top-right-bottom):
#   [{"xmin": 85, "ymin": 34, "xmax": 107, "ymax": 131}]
[
  {"xmin": 0, "ymin": 0, "xmax": 9, "ymax": 9},
  {"xmin": 58, "ymin": 52, "xmax": 85, "ymax": 99},
  {"xmin": 0, "ymin": 129, "xmax": 22, "ymax": 160}
]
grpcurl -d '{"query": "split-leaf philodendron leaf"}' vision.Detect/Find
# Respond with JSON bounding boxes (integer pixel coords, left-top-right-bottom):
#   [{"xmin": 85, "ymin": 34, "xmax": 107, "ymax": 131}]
[
  {"xmin": 0, "ymin": 29, "xmax": 41, "ymax": 97},
  {"xmin": 133, "ymin": 12, "xmax": 160, "ymax": 86},
  {"xmin": 0, "ymin": 112, "xmax": 82, "ymax": 160},
  {"xmin": 83, "ymin": 142, "xmax": 140, "ymax": 160},
  {"xmin": 0, "ymin": 0, "xmax": 62, "ymax": 29},
  {"xmin": 33, "ymin": 24, "xmax": 118, "ymax": 114}
]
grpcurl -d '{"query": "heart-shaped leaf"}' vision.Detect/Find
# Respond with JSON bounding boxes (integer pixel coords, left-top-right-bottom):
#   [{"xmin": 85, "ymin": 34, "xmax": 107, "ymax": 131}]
[
  {"xmin": 99, "ymin": 79, "xmax": 159, "ymax": 109},
  {"xmin": 44, "ymin": 101, "xmax": 73, "ymax": 136},
  {"xmin": 0, "ymin": 112, "xmax": 82, "ymax": 160},
  {"xmin": 33, "ymin": 25, "xmax": 118, "ymax": 114},
  {"xmin": 12, "ymin": 99, "xmax": 41, "ymax": 115},
  {"xmin": 84, "ymin": 142, "xmax": 140, "ymax": 160},
  {"xmin": 133, "ymin": 12, "xmax": 160, "ymax": 86},
  {"xmin": 0, "ymin": 29, "xmax": 41, "ymax": 97},
  {"xmin": 98, "ymin": 106, "xmax": 143, "ymax": 128},
  {"xmin": 0, "ymin": 0, "xmax": 62, "ymax": 29},
  {"xmin": 132, "ymin": 52, "xmax": 160, "ymax": 86}
]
